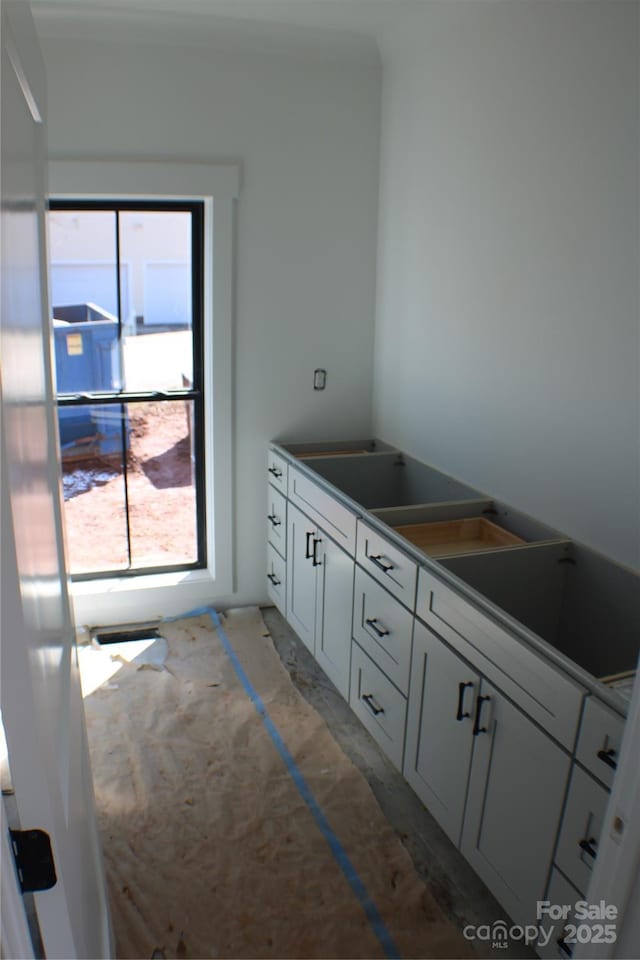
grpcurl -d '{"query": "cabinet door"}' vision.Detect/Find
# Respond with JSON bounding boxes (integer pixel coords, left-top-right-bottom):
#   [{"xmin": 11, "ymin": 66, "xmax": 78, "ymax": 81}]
[
  {"xmin": 404, "ymin": 621, "xmax": 480, "ymax": 846},
  {"xmin": 554, "ymin": 764, "xmax": 609, "ymax": 896},
  {"xmin": 350, "ymin": 643, "xmax": 407, "ymax": 771},
  {"xmin": 267, "ymin": 484, "xmax": 287, "ymax": 558},
  {"xmin": 266, "ymin": 542, "xmax": 286, "ymax": 616},
  {"xmin": 286, "ymin": 502, "xmax": 318, "ymax": 654},
  {"xmin": 352, "ymin": 566, "xmax": 414, "ymax": 695},
  {"xmin": 267, "ymin": 449, "xmax": 288, "ymax": 494},
  {"xmin": 461, "ymin": 680, "xmax": 571, "ymax": 927},
  {"xmin": 537, "ymin": 869, "xmax": 582, "ymax": 960},
  {"xmin": 576, "ymin": 696, "xmax": 625, "ymax": 789},
  {"xmin": 315, "ymin": 536, "xmax": 354, "ymax": 700}
]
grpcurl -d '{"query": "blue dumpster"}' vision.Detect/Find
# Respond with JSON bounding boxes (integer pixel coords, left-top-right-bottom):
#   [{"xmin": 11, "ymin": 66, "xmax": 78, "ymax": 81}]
[{"xmin": 52, "ymin": 303, "xmax": 128, "ymax": 460}]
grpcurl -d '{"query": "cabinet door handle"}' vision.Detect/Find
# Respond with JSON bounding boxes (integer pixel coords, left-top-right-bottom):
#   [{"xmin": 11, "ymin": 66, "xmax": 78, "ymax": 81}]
[
  {"xmin": 472, "ymin": 695, "xmax": 490, "ymax": 736},
  {"xmin": 362, "ymin": 693, "xmax": 384, "ymax": 717},
  {"xmin": 456, "ymin": 681, "xmax": 474, "ymax": 721},
  {"xmin": 267, "ymin": 513, "xmax": 281, "ymax": 527},
  {"xmin": 368, "ymin": 554, "xmax": 394, "ymax": 574},
  {"xmin": 365, "ymin": 617, "xmax": 390, "ymax": 639},
  {"xmin": 557, "ymin": 937, "xmax": 573, "ymax": 958},
  {"xmin": 305, "ymin": 531, "xmax": 314, "ymax": 559},
  {"xmin": 579, "ymin": 836, "xmax": 598, "ymax": 860},
  {"xmin": 268, "ymin": 466, "xmax": 283, "ymax": 478},
  {"xmin": 267, "ymin": 572, "xmax": 281, "ymax": 586},
  {"xmin": 597, "ymin": 748, "xmax": 618, "ymax": 771},
  {"xmin": 312, "ymin": 538, "xmax": 322, "ymax": 567}
]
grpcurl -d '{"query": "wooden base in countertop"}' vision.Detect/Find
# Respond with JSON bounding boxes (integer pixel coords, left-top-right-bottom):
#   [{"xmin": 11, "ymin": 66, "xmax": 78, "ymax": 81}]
[{"xmin": 394, "ymin": 517, "xmax": 525, "ymax": 557}]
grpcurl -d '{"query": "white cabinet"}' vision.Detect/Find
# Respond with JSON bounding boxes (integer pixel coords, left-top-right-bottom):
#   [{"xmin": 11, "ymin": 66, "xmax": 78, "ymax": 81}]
[
  {"xmin": 406, "ymin": 620, "xmax": 571, "ymax": 926},
  {"xmin": 356, "ymin": 519, "xmax": 417, "ymax": 609},
  {"xmin": 268, "ymin": 442, "xmax": 631, "ymax": 944},
  {"xmin": 286, "ymin": 502, "xmax": 320, "ymax": 654},
  {"xmin": 266, "ymin": 543, "xmax": 286, "ymax": 616},
  {"xmin": 267, "ymin": 485, "xmax": 287, "ymax": 558},
  {"xmin": 267, "ymin": 449, "xmax": 288, "ymax": 494},
  {"xmin": 537, "ymin": 869, "xmax": 583, "ymax": 959},
  {"xmin": 267, "ymin": 460, "xmax": 288, "ymax": 616},
  {"xmin": 461, "ymin": 678, "xmax": 571, "ymax": 927},
  {"xmin": 576, "ymin": 696, "xmax": 624, "ymax": 789},
  {"xmin": 286, "ymin": 501, "xmax": 353, "ymax": 697},
  {"xmin": 289, "ymin": 465, "xmax": 357, "ymax": 555},
  {"xmin": 417, "ymin": 568, "xmax": 585, "ymax": 749},
  {"xmin": 315, "ymin": 535, "xmax": 354, "ymax": 700},
  {"xmin": 350, "ymin": 642, "xmax": 407, "ymax": 770},
  {"xmin": 352, "ymin": 567, "xmax": 414, "ymax": 695},
  {"xmin": 404, "ymin": 621, "xmax": 480, "ymax": 845},
  {"xmin": 554, "ymin": 764, "xmax": 609, "ymax": 896}
]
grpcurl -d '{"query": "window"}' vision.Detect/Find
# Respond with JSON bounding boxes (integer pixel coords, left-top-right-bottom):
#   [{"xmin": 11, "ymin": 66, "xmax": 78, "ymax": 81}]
[
  {"xmin": 47, "ymin": 161, "xmax": 237, "ymax": 622},
  {"xmin": 49, "ymin": 200, "xmax": 206, "ymax": 578}
]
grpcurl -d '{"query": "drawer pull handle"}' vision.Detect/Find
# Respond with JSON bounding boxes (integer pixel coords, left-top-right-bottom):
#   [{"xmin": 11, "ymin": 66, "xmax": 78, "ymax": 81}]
[
  {"xmin": 268, "ymin": 466, "xmax": 283, "ymax": 478},
  {"xmin": 456, "ymin": 681, "xmax": 474, "ymax": 721},
  {"xmin": 472, "ymin": 695, "xmax": 490, "ymax": 736},
  {"xmin": 579, "ymin": 836, "xmax": 598, "ymax": 860},
  {"xmin": 597, "ymin": 748, "xmax": 618, "ymax": 771},
  {"xmin": 365, "ymin": 617, "xmax": 390, "ymax": 639},
  {"xmin": 305, "ymin": 531, "xmax": 314, "ymax": 559},
  {"xmin": 557, "ymin": 937, "xmax": 573, "ymax": 958},
  {"xmin": 267, "ymin": 572, "xmax": 281, "ymax": 586},
  {"xmin": 369, "ymin": 554, "xmax": 394, "ymax": 574},
  {"xmin": 312, "ymin": 538, "xmax": 322, "ymax": 567},
  {"xmin": 362, "ymin": 693, "xmax": 385, "ymax": 717},
  {"xmin": 267, "ymin": 513, "xmax": 281, "ymax": 528}
]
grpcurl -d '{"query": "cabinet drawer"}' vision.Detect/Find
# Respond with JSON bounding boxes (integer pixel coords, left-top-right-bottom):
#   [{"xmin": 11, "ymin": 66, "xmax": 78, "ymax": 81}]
[
  {"xmin": 416, "ymin": 569, "xmax": 585, "ymax": 749},
  {"xmin": 352, "ymin": 567, "xmax": 413, "ymax": 695},
  {"xmin": 356, "ymin": 520, "xmax": 417, "ymax": 610},
  {"xmin": 266, "ymin": 543, "xmax": 286, "ymax": 616},
  {"xmin": 576, "ymin": 696, "xmax": 625, "ymax": 789},
  {"xmin": 537, "ymin": 869, "xmax": 582, "ymax": 959},
  {"xmin": 289, "ymin": 466, "xmax": 357, "ymax": 555},
  {"xmin": 267, "ymin": 449, "xmax": 288, "ymax": 494},
  {"xmin": 555, "ymin": 765, "xmax": 609, "ymax": 897},
  {"xmin": 350, "ymin": 643, "xmax": 407, "ymax": 771},
  {"xmin": 266, "ymin": 485, "xmax": 287, "ymax": 558}
]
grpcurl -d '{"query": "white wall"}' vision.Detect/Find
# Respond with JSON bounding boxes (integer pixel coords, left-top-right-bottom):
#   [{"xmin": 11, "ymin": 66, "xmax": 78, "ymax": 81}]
[
  {"xmin": 38, "ymin": 29, "xmax": 380, "ymax": 610},
  {"xmin": 374, "ymin": 0, "xmax": 640, "ymax": 569}
]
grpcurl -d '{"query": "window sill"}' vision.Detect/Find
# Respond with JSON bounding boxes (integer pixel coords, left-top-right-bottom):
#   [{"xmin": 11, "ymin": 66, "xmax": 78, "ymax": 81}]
[
  {"xmin": 71, "ymin": 567, "xmax": 214, "ymax": 596},
  {"xmin": 70, "ymin": 567, "xmax": 229, "ymax": 627}
]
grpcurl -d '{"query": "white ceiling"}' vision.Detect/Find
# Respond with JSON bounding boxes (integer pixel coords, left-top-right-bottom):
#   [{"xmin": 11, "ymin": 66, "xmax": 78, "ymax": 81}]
[{"xmin": 31, "ymin": 0, "xmax": 425, "ymax": 61}]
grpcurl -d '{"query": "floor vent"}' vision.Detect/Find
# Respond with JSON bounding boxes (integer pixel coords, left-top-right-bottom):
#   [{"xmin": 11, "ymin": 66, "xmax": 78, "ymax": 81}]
[{"xmin": 91, "ymin": 624, "xmax": 162, "ymax": 646}]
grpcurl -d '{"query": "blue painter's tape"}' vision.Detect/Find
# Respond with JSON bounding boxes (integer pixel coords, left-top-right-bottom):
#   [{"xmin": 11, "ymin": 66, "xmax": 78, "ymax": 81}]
[{"xmin": 165, "ymin": 607, "xmax": 402, "ymax": 960}]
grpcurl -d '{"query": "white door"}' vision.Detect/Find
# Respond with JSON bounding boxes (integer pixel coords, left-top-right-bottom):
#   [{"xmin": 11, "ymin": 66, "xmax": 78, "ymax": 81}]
[
  {"xmin": 1, "ymin": 4, "xmax": 111, "ymax": 958},
  {"xmin": 315, "ymin": 535, "xmax": 353, "ymax": 699},
  {"xmin": 403, "ymin": 622, "xmax": 480, "ymax": 847},
  {"xmin": 286, "ymin": 503, "xmax": 318, "ymax": 654},
  {"xmin": 461, "ymin": 679, "xmax": 571, "ymax": 928}
]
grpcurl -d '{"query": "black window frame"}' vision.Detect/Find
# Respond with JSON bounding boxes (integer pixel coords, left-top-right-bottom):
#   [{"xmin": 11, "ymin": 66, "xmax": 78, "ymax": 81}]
[{"xmin": 49, "ymin": 198, "xmax": 207, "ymax": 581}]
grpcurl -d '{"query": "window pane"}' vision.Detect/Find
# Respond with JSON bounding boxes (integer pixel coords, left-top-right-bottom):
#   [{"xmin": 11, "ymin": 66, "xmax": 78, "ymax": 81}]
[
  {"xmin": 60, "ymin": 403, "xmax": 128, "ymax": 574},
  {"xmin": 118, "ymin": 212, "xmax": 194, "ymax": 392},
  {"xmin": 49, "ymin": 211, "xmax": 123, "ymax": 394},
  {"xmin": 127, "ymin": 400, "xmax": 198, "ymax": 568}
]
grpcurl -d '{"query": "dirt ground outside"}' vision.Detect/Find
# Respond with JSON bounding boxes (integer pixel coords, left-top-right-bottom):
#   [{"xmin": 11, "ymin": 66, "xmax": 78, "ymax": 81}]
[{"xmin": 62, "ymin": 400, "xmax": 197, "ymax": 575}]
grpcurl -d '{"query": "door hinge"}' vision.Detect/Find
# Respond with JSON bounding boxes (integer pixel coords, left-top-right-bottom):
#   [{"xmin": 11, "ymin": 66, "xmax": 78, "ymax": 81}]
[{"xmin": 9, "ymin": 829, "xmax": 57, "ymax": 893}]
